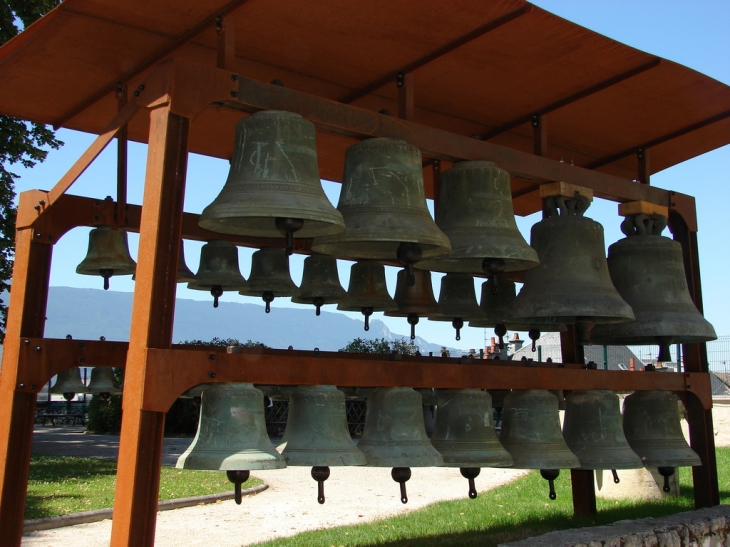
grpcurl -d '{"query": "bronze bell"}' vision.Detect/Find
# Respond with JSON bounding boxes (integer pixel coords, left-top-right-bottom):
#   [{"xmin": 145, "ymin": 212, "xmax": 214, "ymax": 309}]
[
  {"xmin": 311, "ymin": 138, "xmax": 451, "ymax": 282},
  {"xmin": 469, "ymin": 278, "xmax": 566, "ymax": 350},
  {"xmin": 242, "ymin": 247, "xmax": 299, "ymax": 313},
  {"xmin": 337, "ymin": 260, "xmax": 397, "ymax": 331},
  {"xmin": 623, "ymin": 390, "xmax": 701, "ymax": 492},
  {"xmin": 176, "ymin": 241, "xmax": 196, "ymax": 283},
  {"xmin": 50, "ymin": 367, "xmax": 87, "ymax": 400},
  {"xmin": 188, "ymin": 240, "xmax": 249, "ymax": 308},
  {"xmin": 76, "ymin": 226, "xmax": 136, "ymax": 290},
  {"xmin": 358, "ymin": 387, "xmax": 444, "ymax": 504},
  {"xmin": 428, "ymin": 273, "xmax": 485, "ymax": 341},
  {"xmin": 291, "ymin": 254, "xmax": 346, "ymax": 316},
  {"xmin": 85, "ymin": 367, "xmax": 122, "ymax": 401},
  {"xmin": 177, "ymin": 383, "xmax": 286, "ymax": 504},
  {"xmin": 509, "ymin": 194, "xmax": 634, "ymax": 345},
  {"xmin": 563, "ymin": 390, "xmax": 642, "ymax": 476},
  {"xmin": 199, "ymin": 110, "xmax": 345, "ymax": 255},
  {"xmin": 591, "ymin": 213, "xmax": 716, "ymax": 361},
  {"xmin": 385, "ymin": 268, "xmax": 442, "ymax": 340},
  {"xmin": 279, "ymin": 385, "xmax": 367, "ymax": 503},
  {"xmin": 416, "ymin": 161, "xmax": 539, "ymax": 288},
  {"xmin": 431, "ymin": 389, "xmax": 513, "ymax": 499},
  {"xmin": 500, "ymin": 390, "xmax": 580, "ymax": 499}
]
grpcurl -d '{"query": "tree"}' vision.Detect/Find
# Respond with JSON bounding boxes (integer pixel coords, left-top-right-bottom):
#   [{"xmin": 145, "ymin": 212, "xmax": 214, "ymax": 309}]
[
  {"xmin": 0, "ymin": 0, "xmax": 64, "ymax": 342},
  {"xmin": 178, "ymin": 337, "xmax": 267, "ymax": 348},
  {"xmin": 339, "ymin": 337, "xmax": 419, "ymax": 355}
]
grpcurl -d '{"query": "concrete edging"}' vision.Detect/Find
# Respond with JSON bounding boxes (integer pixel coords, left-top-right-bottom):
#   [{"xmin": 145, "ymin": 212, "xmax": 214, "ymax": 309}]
[{"xmin": 23, "ymin": 483, "xmax": 269, "ymax": 533}]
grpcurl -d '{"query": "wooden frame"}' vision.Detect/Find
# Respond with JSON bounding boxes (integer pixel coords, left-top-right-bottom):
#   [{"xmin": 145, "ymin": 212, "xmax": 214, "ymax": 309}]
[{"xmin": 0, "ymin": 56, "xmax": 718, "ymax": 547}]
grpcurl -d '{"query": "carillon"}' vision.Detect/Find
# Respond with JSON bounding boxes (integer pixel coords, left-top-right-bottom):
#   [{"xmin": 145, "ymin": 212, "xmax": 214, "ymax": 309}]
[
  {"xmin": 428, "ymin": 273, "xmax": 485, "ymax": 341},
  {"xmin": 337, "ymin": 260, "xmax": 397, "ymax": 331},
  {"xmin": 291, "ymin": 254, "xmax": 346, "ymax": 316},
  {"xmin": 242, "ymin": 247, "xmax": 299, "ymax": 313},
  {"xmin": 50, "ymin": 367, "xmax": 87, "ymax": 400},
  {"xmin": 85, "ymin": 367, "xmax": 122, "ymax": 401},
  {"xmin": 188, "ymin": 240, "xmax": 249, "ymax": 307},
  {"xmin": 385, "ymin": 268, "xmax": 442, "ymax": 340},
  {"xmin": 76, "ymin": 226, "xmax": 136, "ymax": 290}
]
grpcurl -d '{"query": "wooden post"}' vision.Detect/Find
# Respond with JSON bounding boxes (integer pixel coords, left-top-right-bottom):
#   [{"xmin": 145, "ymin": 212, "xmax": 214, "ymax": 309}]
[
  {"xmin": 637, "ymin": 148, "xmax": 650, "ymax": 185},
  {"xmin": 216, "ymin": 14, "xmax": 236, "ymax": 71},
  {"xmin": 560, "ymin": 326, "xmax": 598, "ymax": 518},
  {"xmin": 117, "ymin": 83, "xmax": 128, "ymax": 224},
  {"xmin": 110, "ymin": 105, "xmax": 189, "ymax": 547},
  {"xmin": 397, "ymin": 71, "xmax": 414, "ymax": 121},
  {"xmin": 0, "ymin": 225, "xmax": 53, "ymax": 546},
  {"xmin": 532, "ymin": 114, "xmax": 547, "ymax": 157}
]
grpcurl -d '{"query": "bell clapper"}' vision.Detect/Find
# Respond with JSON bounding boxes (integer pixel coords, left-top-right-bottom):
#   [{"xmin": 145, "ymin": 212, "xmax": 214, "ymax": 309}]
[
  {"xmin": 452, "ymin": 317, "xmax": 464, "ymax": 341},
  {"xmin": 460, "ymin": 467, "xmax": 480, "ymax": 499},
  {"xmin": 311, "ymin": 466, "xmax": 331, "ymax": 504},
  {"xmin": 657, "ymin": 466, "xmax": 675, "ymax": 493},
  {"xmin": 528, "ymin": 329, "xmax": 541, "ymax": 352},
  {"xmin": 210, "ymin": 285, "xmax": 223, "ymax": 308},
  {"xmin": 611, "ymin": 469, "xmax": 620, "ymax": 484},
  {"xmin": 397, "ymin": 243, "xmax": 423, "ymax": 286},
  {"xmin": 407, "ymin": 313, "xmax": 419, "ymax": 340},
  {"xmin": 99, "ymin": 268, "xmax": 113, "ymax": 291},
  {"xmin": 539, "ymin": 469, "xmax": 560, "ymax": 500},
  {"xmin": 275, "ymin": 217, "xmax": 304, "ymax": 256},
  {"xmin": 494, "ymin": 324, "xmax": 507, "ymax": 349},
  {"xmin": 99, "ymin": 392, "xmax": 111, "ymax": 402},
  {"xmin": 575, "ymin": 317, "xmax": 596, "ymax": 346},
  {"xmin": 312, "ymin": 296, "xmax": 325, "ymax": 316},
  {"xmin": 656, "ymin": 336, "xmax": 675, "ymax": 363},
  {"xmin": 361, "ymin": 307, "xmax": 374, "ymax": 331},
  {"xmin": 262, "ymin": 291, "xmax": 275, "ymax": 313},
  {"xmin": 482, "ymin": 258, "xmax": 506, "ymax": 294},
  {"xmin": 226, "ymin": 470, "xmax": 251, "ymax": 505},
  {"xmin": 391, "ymin": 467, "xmax": 411, "ymax": 504}
]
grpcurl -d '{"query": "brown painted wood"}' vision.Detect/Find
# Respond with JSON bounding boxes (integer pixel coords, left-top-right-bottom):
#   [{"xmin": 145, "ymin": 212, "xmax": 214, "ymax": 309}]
[
  {"xmin": 117, "ymin": 85, "xmax": 129, "ymax": 224},
  {"xmin": 638, "ymin": 148, "xmax": 650, "ymax": 185},
  {"xmin": 0, "ymin": 228, "xmax": 53, "ymax": 547},
  {"xmin": 570, "ymin": 469, "xmax": 597, "ymax": 517},
  {"xmin": 110, "ymin": 107, "xmax": 189, "ymax": 547},
  {"xmin": 398, "ymin": 72, "xmax": 414, "ymax": 121},
  {"xmin": 216, "ymin": 14, "xmax": 236, "ymax": 71},
  {"xmin": 533, "ymin": 114, "xmax": 547, "ymax": 157}
]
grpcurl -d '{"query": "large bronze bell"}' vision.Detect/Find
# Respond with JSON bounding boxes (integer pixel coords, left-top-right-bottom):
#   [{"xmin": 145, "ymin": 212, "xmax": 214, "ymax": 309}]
[
  {"xmin": 623, "ymin": 390, "xmax": 701, "ymax": 492},
  {"xmin": 500, "ymin": 390, "xmax": 580, "ymax": 499},
  {"xmin": 291, "ymin": 254, "xmax": 346, "ymax": 316},
  {"xmin": 591, "ymin": 213, "xmax": 716, "ymax": 361},
  {"xmin": 358, "ymin": 387, "xmax": 444, "ymax": 503},
  {"xmin": 337, "ymin": 260, "xmax": 397, "ymax": 331},
  {"xmin": 416, "ymin": 161, "xmax": 539, "ymax": 287},
  {"xmin": 509, "ymin": 194, "xmax": 634, "ymax": 345},
  {"xmin": 242, "ymin": 247, "xmax": 299, "ymax": 313},
  {"xmin": 428, "ymin": 273, "xmax": 485, "ymax": 341},
  {"xmin": 431, "ymin": 389, "xmax": 513, "ymax": 499},
  {"xmin": 177, "ymin": 383, "xmax": 285, "ymax": 504},
  {"xmin": 199, "ymin": 110, "xmax": 345, "ymax": 255},
  {"xmin": 311, "ymin": 138, "xmax": 451, "ymax": 281},
  {"xmin": 385, "ymin": 268, "xmax": 442, "ymax": 340},
  {"xmin": 279, "ymin": 385, "xmax": 367, "ymax": 503},
  {"xmin": 76, "ymin": 226, "xmax": 136, "ymax": 290},
  {"xmin": 85, "ymin": 367, "xmax": 121, "ymax": 401},
  {"xmin": 50, "ymin": 367, "xmax": 87, "ymax": 400},
  {"xmin": 188, "ymin": 240, "xmax": 249, "ymax": 308},
  {"xmin": 563, "ymin": 390, "xmax": 642, "ymax": 476}
]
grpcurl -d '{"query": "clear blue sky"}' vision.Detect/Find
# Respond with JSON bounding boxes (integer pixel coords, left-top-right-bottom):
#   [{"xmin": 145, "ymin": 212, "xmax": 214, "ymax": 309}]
[{"xmin": 10, "ymin": 0, "xmax": 730, "ymax": 351}]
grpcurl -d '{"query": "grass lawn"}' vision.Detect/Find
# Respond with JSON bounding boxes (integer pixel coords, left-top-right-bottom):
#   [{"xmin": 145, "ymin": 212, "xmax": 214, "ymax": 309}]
[
  {"xmin": 252, "ymin": 448, "xmax": 729, "ymax": 547},
  {"xmin": 25, "ymin": 454, "xmax": 263, "ymax": 520}
]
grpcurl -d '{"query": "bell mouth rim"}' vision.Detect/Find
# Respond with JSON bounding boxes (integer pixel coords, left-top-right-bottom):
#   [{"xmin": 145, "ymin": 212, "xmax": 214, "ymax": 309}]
[
  {"xmin": 337, "ymin": 301, "xmax": 397, "ymax": 312},
  {"xmin": 240, "ymin": 288, "xmax": 299, "ymax": 297},
  {"xmin": 199, "ymin": 215, "xmax": 346, "ymax": 239},
  {"xmin": 311, "ymin": 242, "xmax": 451, "ymax": 260},
  {"xmin": 291, "ymin": 295, "xmax": 345, "ymax": 305},
  {"xmin": 187, "ymin": 283, "xmax": 249, "ymax": 291},
  {"xmin": 416, "ymin": 256, "xmax": 539, "ymax": 274}
]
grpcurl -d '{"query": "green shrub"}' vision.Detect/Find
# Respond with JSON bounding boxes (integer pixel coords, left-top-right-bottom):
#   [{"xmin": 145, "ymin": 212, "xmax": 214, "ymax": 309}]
[{"xmin": 86, "ymin": 393, "xmax": 122, "ymax": 434}]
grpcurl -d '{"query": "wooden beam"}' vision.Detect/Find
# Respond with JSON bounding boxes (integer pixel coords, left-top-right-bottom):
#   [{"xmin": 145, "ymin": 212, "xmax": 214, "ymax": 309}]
[
  {"xmin": 339, "ymin": 5, "xmax": 532, "ymax": 104},
  {"xmin": 397, "ymin": 72, "xmax": 414, "ymax": 121},
  {"xmin": 532, "ymin": 114, "xmax": 547, "ymax": 157},
  {"xmin": 216, "ymin": 14, "xmax": 236, "ymax": 71},
  {"xmin": 637, "ymin": 148, "xmax": 650, "ymax": 185},
  {"xmin": 116, "ymin": 83, "xmax": 129, "ymax": 224}
]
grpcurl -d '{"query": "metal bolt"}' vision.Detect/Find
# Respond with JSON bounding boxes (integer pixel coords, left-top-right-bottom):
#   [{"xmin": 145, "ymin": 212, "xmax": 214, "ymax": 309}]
[
  {"xmin": 18, "ymin": 383, "xmax": 25, "ymax": 389},
  {"xmin": 133, "ymin": 90, "xmax": 140, "ymax": 97},
  {"xmin": 396, "ymin": 72, "xmax": 405, "ymax": 88},
  {"xmin": 47, "ymin": 236, "xmax": 54, "ymax": 241},
  {"xmin": 34, "ymin": 205, "xmax": 41, "ymax": 211},
  {"xmin": 31, "ymin": 385, "xmax": 37, "ymax": 390},
  {"xmin": 79, "ymin": 358, "xmax": 85, "ymax": 363},
  {"xmin": 687, "ymin": 385, "xmax": 692, "ymax": 389},
  {"xmin": 39, "ymin": 200, "xmax": 45, "ymax": 206},
  {"xmin": 35, "ymin": 346, "xmax": 41, "ymax": 352},
  {"xmin": 35, "ymin": 233, "xmax": 41, "ymax": 238},
  {"xmin": 209, "ymin": 372, "xmax": 217, "ymax": 379},
  {"xmin": 24, "ymin": 340, "xmax": 29, "ymax": 345},
  {"xmin": 93, "ymin": 215, "xmax": 100, "ymax": 221},
  {"xmin": 231, "ymin": 74, "xmax": 238, "ymax": 82},
  {"xmin": 230, "ymin": 90, "xmax": 239, "ymax": 98},
  {"xmin": 93, "ymin": 200, "xmax": 100, "ymax": 205},
  {"xmin": 79, "ymin": 341, "xmax": 85, "ymax": 348},
  {"xmin": 209, "ymin": 354, "xmax": 216, "ymax": 361},
  {"xmin": 138, "ymin": 84, "xmax": 145, "ymax": 91}
]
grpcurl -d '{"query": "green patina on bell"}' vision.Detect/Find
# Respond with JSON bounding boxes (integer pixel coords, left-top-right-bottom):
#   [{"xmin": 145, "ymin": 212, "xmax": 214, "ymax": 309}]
[
  {"xmin": 337, "ymin": 260, "xmax": 397, "ymax": 331},
  {"xmin": 428, "ymin": 273, "xmax": 485, "ymax": 341},
  {"xmin": 188, "ymin": 240, "xmax": 249, "ymax": 308},
  {"xmin": 431, "ymin": 389, "xmax": 513, "ymax": 499},
  {"xmin": 85, "ymin": 368, "xmax": 121, "ymax": 400},
  {"xmin": 241, "ymin": 247, "xmax": 299, "ymax": 313},
  {"xmin": 291, "ymin": 254, "xmax": 346, "ymax": 316},
  {"xmin": 385, "ymin": 269, "xmax": 442, "ymax": 340},
  {"xmin": 50, "ymin": 367, "xmax": 87, "ymax": 399},
  {"xmin": 76, "ymin": 226, "xmax": 136, "ymax": 290},
  {"xmin": 563, "ymin": 390, "xmax": 642, "ymax": 470}
]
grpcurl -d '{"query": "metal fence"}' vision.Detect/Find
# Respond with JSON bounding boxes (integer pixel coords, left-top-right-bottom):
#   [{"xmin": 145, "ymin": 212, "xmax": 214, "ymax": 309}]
[{"xmin": 264, "ymin": 399, "xmax": 368, "ymax": 438}]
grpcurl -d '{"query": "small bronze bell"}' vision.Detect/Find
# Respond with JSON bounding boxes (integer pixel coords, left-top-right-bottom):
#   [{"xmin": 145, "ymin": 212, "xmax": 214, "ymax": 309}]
[
  {"xmin": 591, "ymin": 213, "xmax": 716, "ymax": 360},
  {"xmin": 279, "ymin": 385, "xmax": 367, "ymax": 503},
  {"xmin": 188, "ymin": 240, "xmax": 249, "ymax": 308},
  {"xmin": 337, "ymin": 260, "xmax": 397, "ymax": 331},
  {"xmin": 199, "ymin": 110, "xmax": 345, "ymax": 255},
  {"xmin": 428, "ymin": 273, "xmax": 485, "ymax": 341},
  {"xmin": 509, "ymin": 194, "xmax": 634, "ymax": 345},
  {"xmin": 85, "ymin": 367, "xmax": 122, "ymax": 401},
  {"xmin": 416, "ymin": 161, "xmax": 539, "ymax": 289},
  {"xmin": 500, "ymin": 390, "xmax": 580, "ymax": 499},
  {"xmin": 563, "ymin": 390, "xmax": 642, "ymax": 475},
  {"xmin": 311, "ymin": 138, "xmax": 451, "ymax": 281},
  {"xmin": 358, "ymin": 387, "xmax": 444, "ymax": 504},
  {"xmin": 384, "ymin": 269, "xmax": 442, "ymax": 340},
  {"xmin": 291, "ymin": 254, "xmax": 346, "ymax": 316},
  {"xmin": 431, "ymin": 389, "xmax": 513, "ymax": 499},
  {"xmin": 50, "ymin": 367, "xmax": 87, "ymax": 400},
  {"xmin": 177, "ymin": 383, "xmax": 286, "ymax": 504},
  {"xmin": 76, "ymin": 226, "xmax": 136, "ymax": 290},
  {"xmin": 242, "ymin": 247, "xmax": 299, "ymax": 313},
  {"xmin": 623, "ymin": 390, "xmax": 701, "ymax": 492}
]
